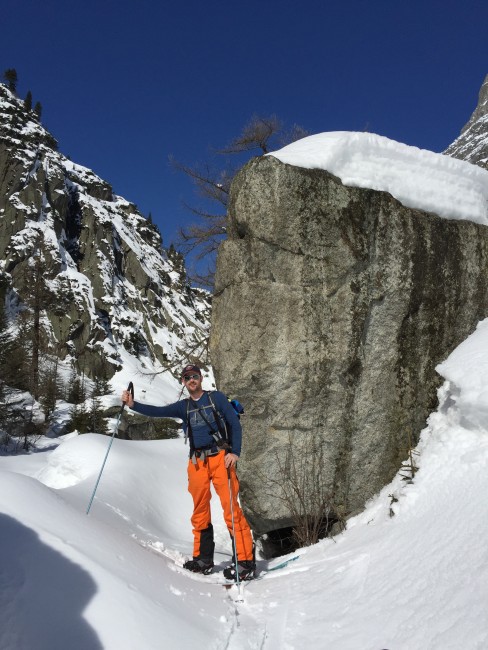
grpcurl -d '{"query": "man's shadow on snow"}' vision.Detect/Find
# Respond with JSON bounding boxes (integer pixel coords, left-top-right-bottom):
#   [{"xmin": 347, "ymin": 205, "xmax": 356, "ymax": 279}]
[{"xmin": 0, "ymin": 513, "xmax": 102, "ymax": 650}]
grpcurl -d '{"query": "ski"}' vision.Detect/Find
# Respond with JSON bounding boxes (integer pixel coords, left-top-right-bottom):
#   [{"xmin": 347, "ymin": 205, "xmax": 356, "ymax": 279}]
[
  {"xmin": 136, "ymin": 537, "xmax": 300, "ymax": 585},
  {"xmin": 167, "ymin": 556, "xmax": 300, "ymax": 587},
  {"xmin": 265, "ymin": 555, "xmax": 300, "ymax": 573}
]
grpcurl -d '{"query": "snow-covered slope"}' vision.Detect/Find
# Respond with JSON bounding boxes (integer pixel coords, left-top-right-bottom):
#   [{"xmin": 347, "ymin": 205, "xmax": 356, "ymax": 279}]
[
  {"xmin": 269, "ymin": 131, "xmax": 488, "ymax": 225},
  {"xmin": 1, "ymin": 320, "xmax": 488, "ymax": 649}
]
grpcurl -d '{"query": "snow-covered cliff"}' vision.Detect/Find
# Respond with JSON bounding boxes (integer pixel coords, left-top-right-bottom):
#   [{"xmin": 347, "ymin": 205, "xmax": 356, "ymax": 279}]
[{"xmin": 0, "ymin": 83, "xmax": 209, "ymax": 384}]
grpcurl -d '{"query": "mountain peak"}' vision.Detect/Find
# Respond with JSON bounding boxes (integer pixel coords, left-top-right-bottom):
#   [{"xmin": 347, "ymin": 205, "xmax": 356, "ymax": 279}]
[
  {"xmin": 444, "ymin": 74, "xmax": 488, "ymax": 169},
  {"xmin": 0, "ymin": 83, "xmax": 58, "ymax": 151}
]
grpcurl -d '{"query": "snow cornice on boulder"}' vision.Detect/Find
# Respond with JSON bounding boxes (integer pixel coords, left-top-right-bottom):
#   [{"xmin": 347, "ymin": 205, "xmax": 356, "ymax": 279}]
[{"xmin": 269, "ymin": 131, "xmax": 488, "ymax": 226}]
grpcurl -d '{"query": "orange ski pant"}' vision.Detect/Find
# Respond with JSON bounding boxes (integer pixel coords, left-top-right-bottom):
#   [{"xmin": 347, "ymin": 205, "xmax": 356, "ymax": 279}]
[{"xmin": 187, "ymin": 450, "xmax": 254, "ymax": 562}]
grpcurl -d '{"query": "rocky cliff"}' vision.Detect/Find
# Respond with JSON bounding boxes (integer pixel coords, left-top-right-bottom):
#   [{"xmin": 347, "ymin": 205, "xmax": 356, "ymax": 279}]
[
  {"xmin": 445, "ymin": 74, "xmax": 488, "ymax": 169},
  {"xmin": 210, "ymin": 153, "xmax": 488, "ymax": 535},
  {"xmin": 0, "ymin": 83, "xmax": 209, "ymax": 380}
]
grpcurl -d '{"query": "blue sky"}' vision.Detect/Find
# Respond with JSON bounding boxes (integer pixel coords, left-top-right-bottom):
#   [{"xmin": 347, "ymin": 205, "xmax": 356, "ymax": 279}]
[{"xmin": 1, "ymin": 0, "xmax": 487, "ymax": 265}]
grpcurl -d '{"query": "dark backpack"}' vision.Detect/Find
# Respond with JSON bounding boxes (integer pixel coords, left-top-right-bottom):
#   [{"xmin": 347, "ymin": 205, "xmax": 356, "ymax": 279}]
[{"xmin": 228, "ymin": 397, "xmax": 244, "ymax": 418}]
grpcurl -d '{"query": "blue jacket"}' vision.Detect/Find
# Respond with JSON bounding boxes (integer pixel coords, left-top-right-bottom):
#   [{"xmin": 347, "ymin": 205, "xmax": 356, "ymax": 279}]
[{"xmin": 131, "ymin": 390, "xmax": 243, "ymax": 456}]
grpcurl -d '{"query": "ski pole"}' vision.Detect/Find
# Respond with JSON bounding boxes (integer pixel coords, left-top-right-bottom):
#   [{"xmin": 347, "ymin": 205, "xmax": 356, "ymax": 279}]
[
  {"xmin": 86, "ymin": 381, "xmax": 134, "ymax": 515},
  {"xmin": 227, "ymin": 466, "xmax": 242, "ymax": 599}
]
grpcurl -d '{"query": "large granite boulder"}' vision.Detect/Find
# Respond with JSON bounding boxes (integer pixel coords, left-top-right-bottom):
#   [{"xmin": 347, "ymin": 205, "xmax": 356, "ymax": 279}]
[{"xmin": 210, "ymin": 155, "xmax": 488, "ymax": 534}]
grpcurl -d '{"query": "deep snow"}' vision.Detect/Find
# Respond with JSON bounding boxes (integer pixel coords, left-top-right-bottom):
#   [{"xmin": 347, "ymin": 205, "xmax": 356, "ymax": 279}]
[{"xmin": 2, "ymin": 319, "xmax": 488, "ymax": 649}]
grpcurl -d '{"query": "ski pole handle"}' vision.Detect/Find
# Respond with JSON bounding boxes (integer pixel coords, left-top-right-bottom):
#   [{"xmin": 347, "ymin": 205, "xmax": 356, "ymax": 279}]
[{"xmin": 121, "ymin": 381, "xmax": 134, "ymax": 409}]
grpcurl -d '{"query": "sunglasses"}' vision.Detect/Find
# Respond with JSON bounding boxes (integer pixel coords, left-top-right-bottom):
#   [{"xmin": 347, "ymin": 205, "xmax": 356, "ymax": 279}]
[{"xmin": 183, "ymin": 374, "xmax": 200, "ymax": 381}]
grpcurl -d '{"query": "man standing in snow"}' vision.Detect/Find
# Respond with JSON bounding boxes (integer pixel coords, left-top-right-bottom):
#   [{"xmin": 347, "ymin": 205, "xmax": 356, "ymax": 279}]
[{"xmin": 121, "ymin": 364, "xmax": 255, "ymax": 581}]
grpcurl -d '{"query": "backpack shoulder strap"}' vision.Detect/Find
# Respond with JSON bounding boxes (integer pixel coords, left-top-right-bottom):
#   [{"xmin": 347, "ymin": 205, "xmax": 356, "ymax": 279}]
[
  {"xmin": 206, "ymin": 390, "xmax": 230, "ymax": 443},
  {"xmin": 207, "ymin": 390, "xmax": 218, "ymax": 410},
  {"xmin": 185, "ymin": 398, "xmax": 196, "ymax": 452}
]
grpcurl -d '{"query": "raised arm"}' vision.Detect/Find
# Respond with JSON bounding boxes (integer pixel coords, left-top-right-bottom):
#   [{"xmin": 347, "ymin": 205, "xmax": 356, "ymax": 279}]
[{"xmin": 121, "ymin": 390, "xmax": 185, "ymax": 419}]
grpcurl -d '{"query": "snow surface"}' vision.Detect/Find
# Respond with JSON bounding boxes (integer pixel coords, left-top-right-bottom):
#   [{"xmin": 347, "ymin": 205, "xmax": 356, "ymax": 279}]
[
  {"xmin": 269, "ymin": 132, "xmax": 488, "ymax": 225},
  {"xmin": 2, "ymin": 327, "xmax": 488, "ymax": 649}
]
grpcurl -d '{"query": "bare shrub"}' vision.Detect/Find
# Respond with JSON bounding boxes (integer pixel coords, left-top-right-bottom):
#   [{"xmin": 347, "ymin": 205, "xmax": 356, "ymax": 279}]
[
  {"xmin": 173, "ymin": 114, "xmax": 309, "ymax": 288},
  {"xmin": 265, "ymin": 433, "xmax": 344, "ymax": 548}
]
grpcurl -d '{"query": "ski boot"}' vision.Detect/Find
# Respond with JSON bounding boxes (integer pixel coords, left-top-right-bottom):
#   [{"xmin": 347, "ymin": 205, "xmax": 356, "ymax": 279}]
[
  {"xmin": 183, "ymin": 557, "xmax": 214, "ymax": 575},
  {"xmin": 223, "ymin": 559, "xmax": 256, "ymax": 581}
]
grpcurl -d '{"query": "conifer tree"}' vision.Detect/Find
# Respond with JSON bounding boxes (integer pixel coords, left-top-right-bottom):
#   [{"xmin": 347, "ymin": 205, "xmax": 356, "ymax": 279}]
[
  {"xmin": 33, "ymin": 101, "xmax": 42, "ymax": 120},
  {"xmin": 24, "ymin": 90, "xmax": 33, "ymax": 112},
  {"xmin": 1, "ymin": 274, "xmax": 56, "ymax": 445},
  {"xmin": 168, "ymin": 244, "xmax": 187, "ymax": 284},
  {"xmin": 0, "ymin": 291, "xmax": 12, "ymax": 376},
  {"xmin": 20, "ymin": 253, "xmax": 54, "ymax": 399},
  {"xmin": 0, "ymin": 294, "xmax": 13, "ymax": 435},
  {"xmin": 68, "ymin": 400, "xmax": 90, "ymax": 433},
  {"xmin": 7, "ymin": 311, "xmax": 33, "ymax": 392},
  {"xmin": 67, "ymin": 368, "xmax": 86, "ymax": 404},
  {"xmin": 3, "ymin": 68, "xmax": 18, "ymax": 93},
  {"xmin": 67, "ymin": 370, "xmax": 90, "ymax": 433},
  {"xmin": 40, "ymin": 357, "xmax": 61, "ymax": 419},
  {"xmin": 89, "ymin": 376, "xmax": 109, "ymax": 434}
]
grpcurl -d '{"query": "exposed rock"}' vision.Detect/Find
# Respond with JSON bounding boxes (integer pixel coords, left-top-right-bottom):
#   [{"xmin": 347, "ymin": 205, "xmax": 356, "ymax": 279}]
[
  {"xmin": 116, "ymin": 411, "xmax": 180, "ymax": 441},
  {"xmin": 445, "ymin": 74, "xmax": 488, "ymax": 169},
  {"xmin": 210, "ymin": 155, "xmax": 488, "ymax": 534}
]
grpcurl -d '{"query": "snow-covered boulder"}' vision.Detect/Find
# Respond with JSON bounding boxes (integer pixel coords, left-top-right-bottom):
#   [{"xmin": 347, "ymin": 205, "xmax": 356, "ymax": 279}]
[{"xmin": 211, "ymin": 132, "xmax": 488, "ymax": 534}]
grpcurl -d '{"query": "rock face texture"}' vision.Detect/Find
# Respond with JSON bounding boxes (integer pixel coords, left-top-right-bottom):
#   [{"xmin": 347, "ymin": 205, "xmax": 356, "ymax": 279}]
[
  {"xmin": 445, "ymin": 74, "xmax": 488, "ymax": 169},
  {"xmin": 0, "ymin": 83, "xmax": 209, "ymax": 379},
  {"xmin": 210, "ymin": 155, "xmax": 488, "ymax": 534}
]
